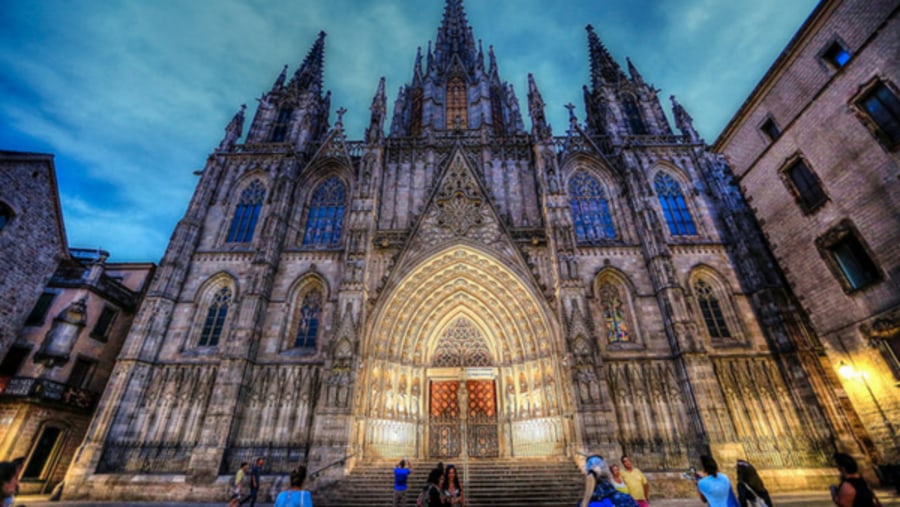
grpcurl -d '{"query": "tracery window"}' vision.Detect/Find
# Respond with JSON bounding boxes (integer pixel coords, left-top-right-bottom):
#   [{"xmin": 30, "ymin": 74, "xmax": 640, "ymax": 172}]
[
  {"xmin": 432, "ymin": 318, "xmax": 492, "ymax": 367},
  {"xmin": 569, "ymin": 172, "xmax": 616, "ymax": 244},
  {"xmin": 446, "ymin": 76, "xmax": 468, "ymax": 129},
  {"xmin": 302, "ymin": 177, "xmax": 346, "ymax": 248},
  {"xmin": 199, "ymin": 287, "xmax": 232, "ymax": 347},
  {"xmin": 623, "ymin": 96, "xmax": 646, "ymax": 135},
  {"xmin": 270, "ymin": 106, "xmax": 294, "ymax": 142},
  {"xmin": 294, "ymin": 289, "xmax": 322, "ymax": 349},
  {"xmin": 226, "ymin": 179, "xmax": 265, "ymax": 243},
  {"xmin": 654, "ymin": 173, "xmax": 697, "ymax": 236},
  {"xmin": 694, "ymin": 280, "xmax": 730, "ymax": 339},
  {"xmin": 599, "ymin": 282, "xmax": 631, "ymax": 342}
]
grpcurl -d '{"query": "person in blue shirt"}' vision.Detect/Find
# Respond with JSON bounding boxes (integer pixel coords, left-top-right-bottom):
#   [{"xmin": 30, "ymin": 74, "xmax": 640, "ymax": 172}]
[
  {"xmin": 274, "ymin": 465, "xmax": 313, "ymax": 507},
  {"xmin": 393, "ymin": 458, "xmax": 412, "ymax": 507}
]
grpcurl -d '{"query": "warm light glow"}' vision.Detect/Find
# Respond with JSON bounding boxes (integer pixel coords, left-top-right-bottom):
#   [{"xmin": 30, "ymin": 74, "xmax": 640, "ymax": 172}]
[{"xmin": 838, "ymin": 361, "xmax": 856, "ymax": 379}]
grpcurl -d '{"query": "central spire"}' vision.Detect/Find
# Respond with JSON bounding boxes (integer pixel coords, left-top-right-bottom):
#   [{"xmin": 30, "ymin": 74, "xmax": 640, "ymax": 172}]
[{"xmin": 433, "ymin": 0, "xmax": 477, "ymax": 74}]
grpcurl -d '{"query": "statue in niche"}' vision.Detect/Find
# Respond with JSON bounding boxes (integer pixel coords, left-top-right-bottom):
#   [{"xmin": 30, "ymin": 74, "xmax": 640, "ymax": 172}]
[
  {"xmin": 506, "ymin": 381, "xmax": 516, "ymax": 417},
  {"xmin": 384, "ymin": 378, "xmax": 394, "ymax": 417},
  {"xmin": 410, "ymin": 380, "xmax": 420, "ymax": 418},
  {"xmin": 545, "ymin": 374, "xmax": 557, "ymax": 414}
]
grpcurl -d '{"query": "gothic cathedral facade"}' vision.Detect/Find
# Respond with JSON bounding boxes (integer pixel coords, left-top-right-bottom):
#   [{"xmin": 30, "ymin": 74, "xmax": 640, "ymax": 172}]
[{"xmin": 65, "ymin": 0, "xmax": 862, "ymax": 498}]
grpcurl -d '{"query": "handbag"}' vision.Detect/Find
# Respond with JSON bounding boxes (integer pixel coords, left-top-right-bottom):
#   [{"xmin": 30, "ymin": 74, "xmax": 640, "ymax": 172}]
[{"xmin": 741, "ymin": 482, "xmax": 767, "ymax": 507}]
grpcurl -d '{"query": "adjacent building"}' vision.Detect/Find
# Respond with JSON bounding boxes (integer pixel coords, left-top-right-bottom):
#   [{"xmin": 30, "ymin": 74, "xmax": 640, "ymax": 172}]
[{"xmin": 714, "ymin": 0, "xmax": 899, "ymax": 482}]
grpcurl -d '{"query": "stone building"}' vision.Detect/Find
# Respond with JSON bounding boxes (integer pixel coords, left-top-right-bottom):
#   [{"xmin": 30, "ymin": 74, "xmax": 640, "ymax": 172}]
[
  {"xmin": 714, "ymin": 0, "xmax": 899, "ymax": 482},
  {"xmin": 64, "ymin": 0, "xmax": 869, "ymax": 501},
  {"xmin": 0, "ymin": 151, "xmax": 68, "ymax": 351},
  {"xmin": 0, "ymin": 248, "xmax": 154, "ymax": 494}
]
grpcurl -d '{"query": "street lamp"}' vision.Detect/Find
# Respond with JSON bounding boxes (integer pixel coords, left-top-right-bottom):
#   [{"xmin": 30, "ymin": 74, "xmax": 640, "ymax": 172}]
[{"xmin": 837, "ymin": 360, "xmax": 899, "ymax": 448}]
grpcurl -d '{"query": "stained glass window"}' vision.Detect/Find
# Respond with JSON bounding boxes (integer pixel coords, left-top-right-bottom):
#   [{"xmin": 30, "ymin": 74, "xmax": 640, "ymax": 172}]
[
  {"xmin": 199, "ymin": 287, "xmax": 231, "ymax": 347},
  {"xmin": 694, "ymin": 280, "xmax": 730, "ymax": 339},
  {"xmin": 303, "ymin": 177, "xmax": 346, "ymax": 248},
  {"xmin": 654, "ymin": 173, "xmax": 696, "ymax": 236},
  {"xmin": 569, "ymin": 172, "xmax": 616, "ymax": 244},
  {"xmin": 599, "ymin": 282, "xmax": 630, "ymax": 342},
  {"xmin": 226, "ymin": 180, "xmax": 265, "ymax": 243},
  {"xmin": 295, "ymin": 289, "xmax": 322, "ymax": 349},
  {"xmin": 446, "ymin": 76, "xmax": 468, "ymax": 129},
  {"xmin": 271, "ymin": 106, "xmax": 294, "ymax": 142}
]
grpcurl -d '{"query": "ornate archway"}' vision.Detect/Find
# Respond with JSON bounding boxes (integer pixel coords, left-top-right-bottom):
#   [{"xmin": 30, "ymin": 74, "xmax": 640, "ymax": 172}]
[{"xmin": 355, "ymin": 245, "xmax": 571, "ymax": 458}]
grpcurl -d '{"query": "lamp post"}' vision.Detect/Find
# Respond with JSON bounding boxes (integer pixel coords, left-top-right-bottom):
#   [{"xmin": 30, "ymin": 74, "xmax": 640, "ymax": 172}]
[{"xmin": 838, "ymin": 361, "xmax": 899, "ymax": 449}]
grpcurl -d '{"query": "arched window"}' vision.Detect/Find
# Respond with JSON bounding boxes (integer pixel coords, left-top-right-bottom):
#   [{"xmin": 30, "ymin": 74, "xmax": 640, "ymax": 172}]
[
  {"xmin": 271, "ymin": 106, "xmax": 294, "ymax": 142},
  {"xmin": 693, "ymin": 280, "xmax": 730, "ymax": 339},
  {"xmin": 599, "ymin": 282, "xmax": 631, "ymax": 342},
  {"xmin": 623, "ymin": 96, "xmax": 646, "ymax": 135},
  {"xmin": 410, "ymin": 87, "xmax": 424, "ymax": 137},
  {"xmin": 295, "ymin": 289, "xmax": 322, "ymax": 349},
  {"xmin": 446, "ymin": 76, "xmax": 468, "ymax": 129},
  {"xmin": 199, "ymin": 287, "xmax": 232, "ymax": 347},
  {"xmin": 226, "ymin": 180, "xmax": 265, "ymax": 243},
  {"xmin": 654, "ymin": 173, "xmax": 696, "ymax": 236},
  {"xmin": 0, "ymin": 201, "xmax": 13, "ymax": 232},
  {"xmin": 569, "ymin": 172, "xmax": 616, "ymax": 243},
  {"xmin": 302, "ymin": 177, "xmax": 346, "ymax": 248}
]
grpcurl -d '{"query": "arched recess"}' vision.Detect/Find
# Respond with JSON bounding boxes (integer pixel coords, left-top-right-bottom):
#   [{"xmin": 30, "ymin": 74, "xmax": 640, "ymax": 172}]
[
  {"xmin": 687, "ymin": 265, "xmax": 746, "ymax": 345},
  {"xmin": 593, "ymin": 268, "xmax": 642, "ymax": 349},
  {"xmin": 221, "ymin": 173, "xmax": 269, "ymax": 244},
  {"xmin": 560, "ymin": 155, "xmax": 633, "ymax": 244},
  {"xmin": 183, "ymin": 272, "xmax": 238, "ymax": 351},
  {"xmin": 296, "ymin": 169, "xmax": 351, "ymax": 248},
  {"xmin": 648, "ymin": 163, "xmax": 702, "ymax": 238},
  {"xmin": 280, "ymin": 272, "xmax": 329, "ymax": 354},
  {"xmin": 357, "ymin": 245, "xmax": 571, "ymax": 458}
]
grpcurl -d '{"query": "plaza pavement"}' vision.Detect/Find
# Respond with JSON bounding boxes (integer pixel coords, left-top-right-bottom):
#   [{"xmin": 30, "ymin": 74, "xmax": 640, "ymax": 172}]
[{"xmin": 14, "ymin": 489, "xmax": 900, "ymax": 507}]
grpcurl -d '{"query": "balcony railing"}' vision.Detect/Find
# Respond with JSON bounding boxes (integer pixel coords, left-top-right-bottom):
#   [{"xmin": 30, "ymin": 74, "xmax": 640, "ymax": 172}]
[{"xmin": 0, "ymin": 376, "xmax": 97, "ymax": 411}]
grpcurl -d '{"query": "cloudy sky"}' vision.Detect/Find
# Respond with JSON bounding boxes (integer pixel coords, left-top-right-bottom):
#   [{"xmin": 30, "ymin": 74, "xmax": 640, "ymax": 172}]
[{"xmin": 0, "ymin": 0, "xmax": 818, "ymax": 262}]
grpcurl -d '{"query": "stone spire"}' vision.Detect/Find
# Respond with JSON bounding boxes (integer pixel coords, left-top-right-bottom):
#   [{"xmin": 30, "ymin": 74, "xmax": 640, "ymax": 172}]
[
  {"xmin": 626, "ymin": 57, "xmax": 644, "ymax": 85},
  {"xmin": 366, "ymin": 77, "xmax": 387, "ymax": 144},
  {"xmin": 290, "ymin": 30, "xmax": 327, "ymax": 93},
  {"xmin": 217, "ymin": 104, "xmax": 246, "ymax": 152},
  {"xmin": 528, "ymin": 73, "xmax": 551, "ymax": 140},
  {"xmin": 271, "ymin": 64, "xmax": 288, "ymax": 92},
  {"xmin": 586, "ymin": 24, "xmax": 625, "ymax": 89},
  {"xmin": 671, "ymin": 95, "xmax": 700, "ymax": 143},
  {"xmin": 433, "ymin": 0, "xmax": 478, "ymax": 74}
]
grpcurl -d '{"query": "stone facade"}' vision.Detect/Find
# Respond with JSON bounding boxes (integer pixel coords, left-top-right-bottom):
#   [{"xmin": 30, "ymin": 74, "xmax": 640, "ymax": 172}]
[
  {"xmin": 64, "ymin": 0, "xmax": 868, "ymax": 500},
  {"xmin": 0, "ymin": 151, "xmax": 67, "ymax": 351},
  {"xmin": 0, "ymin": 249, "xmax": 155, "ymax": 494},
  {"xmin": 714, "ymin": 0, "xmax": 900, "ymax": 482}
]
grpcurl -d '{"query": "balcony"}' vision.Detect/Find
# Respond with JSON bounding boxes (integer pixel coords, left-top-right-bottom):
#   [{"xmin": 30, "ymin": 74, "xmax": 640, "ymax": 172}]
[{"xmin": 0, "ymin": 376, "xmax": 97, "ymax": 411}]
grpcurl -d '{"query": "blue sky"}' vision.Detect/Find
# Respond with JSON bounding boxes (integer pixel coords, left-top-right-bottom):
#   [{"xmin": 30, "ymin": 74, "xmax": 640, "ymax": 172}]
[{"xmin": 0, "ymin": 0, "xmax": 818, "ymax": 262}]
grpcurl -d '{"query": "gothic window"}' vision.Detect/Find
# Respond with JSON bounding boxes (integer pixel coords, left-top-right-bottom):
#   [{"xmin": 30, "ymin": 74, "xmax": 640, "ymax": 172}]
[
  {"xmin": 760, "ymin": 117, "xmax": 780, "ymax": 142},
  {"xmin": 302, "ymin": 176, "xmax": 346, "ymax": 248},
  {"xmin": 446, "ymin": 76, "xmax": 468, "ymax": 129},
  {"xmin": 568, "ymin": 172, "xmax": 616, "ymax": 244},
  {"xmin": 0, "ymin": 201, "xmax": 13, "ymax": 232},
  {"xmin": 410, "ymin": 87, "xmax": 424, "ymax": 137},
  {"xmin": 781, "ymin": 157, "xmax": 827, "ymax": 213},
  {"xmin": 491, "ymin": 86, "xmax": 505, "ymax": 136},
  {"xmin": 90, "ymin": 306, "xmax": 118, "ymax": 342},
  {"xmin": 198, "ymin": 287, "xmax": 231, "ymax": 347},
  {"xmin": 25, "ymin": 290, "xmax": 58, "ymax": 327},
  {"xmin": 694, "ymin": 280, "xmax": 731, "ymax": 339},
  {"xmin": 270, "ymin": 106, "xmax": 294, "ymax": 142},
  {"xmin": 816, "ymin": 220, "xmax": 882, "ymax": 292},
  {"xmin": 622, "ymin": 95, "xmax": 646, "ymax": 135},
  {"xmin": 294, "ymin": 289, "xmax": 322, "ymax": 349},
  {"xmin": 654, "ymin": 173, "xmax": 697, "ymax": 236},
  {"xmin": 226, "ymin": 179, "xmax": 265, "ymax": 243},
  {"xmin": 599, "ymin": 282, "xmax": 631, "ymax": 343},
  {"xmin": 432, "ymin": 318, "xmax": 492, "ymax": 367},
  {"xmin": 22, "ymin": 426, "xmax": 63, "ymax": 479},
  {"xmin": 855, "ymin": 80, "xmax": 900, "ymax": 150}
]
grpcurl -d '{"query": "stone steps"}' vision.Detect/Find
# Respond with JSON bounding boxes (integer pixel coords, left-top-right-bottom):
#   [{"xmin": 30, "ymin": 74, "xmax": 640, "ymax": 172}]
[{"xmin": 315, "ymin": 457, "xmax": 584, "ymax": 506}]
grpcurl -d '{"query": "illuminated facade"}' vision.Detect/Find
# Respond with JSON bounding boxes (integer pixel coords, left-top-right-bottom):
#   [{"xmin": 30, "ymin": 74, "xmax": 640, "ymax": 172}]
[{"xmin": 62, "ymin": 0, "xmax": 875, "ymax": 500}]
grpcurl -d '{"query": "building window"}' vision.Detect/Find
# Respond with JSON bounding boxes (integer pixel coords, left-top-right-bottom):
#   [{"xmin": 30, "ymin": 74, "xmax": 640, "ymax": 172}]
[
  {"xmin": 302, "ymin": 177, "xmax": 346, "ymax": 248},
  {"xmin": 22, "ymin": 426, "xmax": 62, "ymax": 480},
  {"xmin": 599, "ymin": 282, "xmax": 631, "ymax": 343},
  {"xmin": 0, "ymin": 346, "xmax": 30, "ymax": 379},
  {"xmin": 694, "ymin": 280, "xmax": 731, "ymax": 339},
  {"xmin": 90, "ymin": 306, "xmax": 118, "ymax": 342},
  {"xmin": 68, "ymin": 357, "xmax": 95, "ymax": 389},
  {"xmin": 816, "ymin": 221, "xmax": 882, "ymax": 293},
  {"xmin": 0, "ymin": 201, "xmax": 13, "ymax": 232},
  {"xmin": 782, "ymin": 157, "xmax": 827, "ymax": 212},
  {"xmin": 25, "ymin": 291, "xmax": 57, "ymax": 327},
  {"xmin": 623, "ymin": 95, "xmax": 647, "ymax": 135},
  {"xmin": 822, "ymin": 40, "xmax": 851, "ymax": 69},
  {"xmin": 856, "ymin": 81, "xmax": 900, "ymax": 149},
  {"xmin": 270, "ymin": 106, "xmax": 294, "ymax": 142},
  {"xmin": 446, "ymin": 76, "xmax": 468, "ymax": 129},
  {"xmin": 654, "ymin": 173, "xmax": 697, "ymax": 236},
  {"xmin": 294, "ymin": 289, "xmax": 322, "ymax": 349},
  {"xmin": 198, "ymin": 287, "xmax": 232, "ymax": 347},
  {"xmin": 226, "ymin": 179, "xmax": 265, "ymax": 243},
  {"xmin": 568, "ymin": 172, "xmax": 616, "ymax": 244},
  {"xmin": 760, "ymin": 117, "xmax": 780, "ymax": 142}
]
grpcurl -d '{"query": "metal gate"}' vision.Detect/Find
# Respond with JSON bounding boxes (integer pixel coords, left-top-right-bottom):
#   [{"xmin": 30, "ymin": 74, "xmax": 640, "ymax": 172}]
[
  {"xmin": 466, "ymin": 379, "xmax": 498, "ymax": 457},
  {"xmin": 429, "ymin": 380, "xmax": 461, "ymax": 457}
]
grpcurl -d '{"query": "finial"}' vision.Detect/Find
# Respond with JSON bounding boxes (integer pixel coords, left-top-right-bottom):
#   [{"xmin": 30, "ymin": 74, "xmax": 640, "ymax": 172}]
[
  {"xmin": 564, "ymin": 103, "xmax": 576, "ymax": 120},
  {"xmin": 336, "ymin": 107, "xmax": 347, "ymax": 125}
]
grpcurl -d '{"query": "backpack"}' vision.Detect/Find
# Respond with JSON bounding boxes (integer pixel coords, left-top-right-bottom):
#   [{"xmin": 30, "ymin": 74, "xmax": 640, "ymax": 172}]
[{"xmin": 416, "ymin": 484, "xmax": 436, "ymax": 507}]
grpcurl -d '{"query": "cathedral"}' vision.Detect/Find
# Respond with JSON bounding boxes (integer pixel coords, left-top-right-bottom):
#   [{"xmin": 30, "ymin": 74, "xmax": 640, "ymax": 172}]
[{"xmin": 62, "ymin": 0, "xmax": 868, "ymax": 500}]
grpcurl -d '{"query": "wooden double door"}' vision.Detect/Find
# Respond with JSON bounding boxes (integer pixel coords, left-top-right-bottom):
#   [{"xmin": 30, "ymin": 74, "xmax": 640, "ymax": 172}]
[{"xmin": 429, "ymin": 379, "xmax": 498, "ymax": 458}]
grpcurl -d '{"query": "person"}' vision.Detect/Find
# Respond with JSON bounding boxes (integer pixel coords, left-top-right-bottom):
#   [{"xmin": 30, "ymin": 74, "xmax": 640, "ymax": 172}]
[
  {"xmin": 830, "ymin": 453, "xmax": 881, "ymax": 507},
  {"xmin": 0, "ymin": 462, "xmax": 19, "ymax": 505},
  {"xmin": 393, "ymin": 458, "xmax": 412, "ymax": 507},
  {"xmin": 1, "ymin": 457, "xmax": 23, "ymax": 507},
  {"xmin": 274, "ymin": 465, "xmax": 313, "ymax": 507},
  {"xmin": 443, "ymin": 464, "xmax": 464, "ymax": 507},
  {"xmin": 580, "ymin": 455, "xmax": 638, "ymax": 507},
  {"xmin": 736, "ymin": 459, "xmax": 772, "ymax": 507},
  {"xmin": 229, "ymin": 462, "xmax": 249, "ymax": 507},
  {"xmin": 697, "ymin": 455, "xmax": 737, "ymax": 507},
  {"xmin": 419, "ymin": 468, "xmax": 443, "ymax": 507},
  {"xmin": 610, "ymin": 464, "xmax": 629, "ymax": 494},
  {"xmin": 620, "ymin": 455, "xmax": 650, "ymax": 507},
  {"xmin": 240, "ymin": 457, "xmax": 265, "ymax": 507}
]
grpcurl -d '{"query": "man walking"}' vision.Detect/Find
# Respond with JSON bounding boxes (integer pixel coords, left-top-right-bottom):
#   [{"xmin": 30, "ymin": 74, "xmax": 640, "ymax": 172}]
[
  {"xmin": 240, "ymin": 457, "xmax": 265, "ymax": 507},
  {"xmin": 621, "ymin": 455, "xmax": 650, "ymax": 507}
]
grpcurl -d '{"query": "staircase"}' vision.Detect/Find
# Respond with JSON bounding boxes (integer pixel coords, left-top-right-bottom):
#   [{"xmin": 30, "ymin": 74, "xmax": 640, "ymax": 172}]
[{"xmin": 314, "ymin": 457, "xmax": 584, "ymax": 506}]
